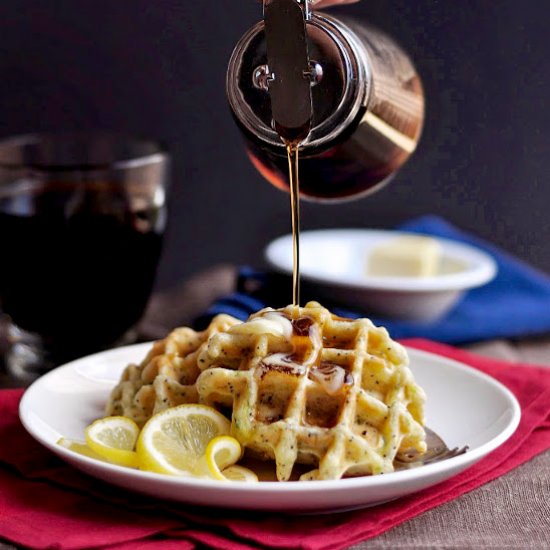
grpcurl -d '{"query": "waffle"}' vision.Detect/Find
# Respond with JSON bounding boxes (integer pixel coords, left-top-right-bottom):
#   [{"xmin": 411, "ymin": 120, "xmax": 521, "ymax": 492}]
[
  {"xmin": 105, "ymin": 314, "xmax": 241, "ymax": 426},
  {"xmin": 106, "ymin": 302, "xmax": 426, "ymax": 481},
  {"xmin": 196, "ymin": 302, "xmax": 426, "ymax": 480}
]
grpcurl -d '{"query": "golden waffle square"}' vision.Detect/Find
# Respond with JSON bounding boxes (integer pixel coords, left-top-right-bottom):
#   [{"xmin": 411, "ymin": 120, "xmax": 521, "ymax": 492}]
[
  {"xmin": 196, "ymin": 301, "xmax": 426, "ymax": 480},
  {"xmin": 105, "ymin": 314, "xmax": 241, "ymax": 426}
]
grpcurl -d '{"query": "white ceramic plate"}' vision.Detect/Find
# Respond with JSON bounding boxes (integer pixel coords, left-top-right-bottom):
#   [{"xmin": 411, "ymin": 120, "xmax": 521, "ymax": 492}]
[
  {"xmin": 264, "ymin": 229, "xmax": 498, "ymax": 320},
  {"xmin": 20, "ymin": 343, "xmax": 520, "ymax": 513}
]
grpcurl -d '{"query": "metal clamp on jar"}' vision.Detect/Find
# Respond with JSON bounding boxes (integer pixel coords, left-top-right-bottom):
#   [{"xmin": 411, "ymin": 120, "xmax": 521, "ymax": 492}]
[{"xmin": 227, "ymin": 0, "xmax": 425, "ymax": 201}]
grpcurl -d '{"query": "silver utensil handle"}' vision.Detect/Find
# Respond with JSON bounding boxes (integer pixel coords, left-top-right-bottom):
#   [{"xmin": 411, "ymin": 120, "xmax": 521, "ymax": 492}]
[
  {"xmin": 264, "ymin": 0, "xmax": 311, "ymax": 20},
  {"xmin": 296, "ymin": 0, "xmax": 311, "ymax": 19},
  {"xmin": 263, "ymin": 0, "xmax": 313, "ymax": 143}
]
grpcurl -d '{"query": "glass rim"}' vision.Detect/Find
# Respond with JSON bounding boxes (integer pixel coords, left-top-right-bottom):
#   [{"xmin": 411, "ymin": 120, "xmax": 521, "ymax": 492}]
[{"xmin": 0, "ymin": 132, "xmax": 169, "ymax": 172}]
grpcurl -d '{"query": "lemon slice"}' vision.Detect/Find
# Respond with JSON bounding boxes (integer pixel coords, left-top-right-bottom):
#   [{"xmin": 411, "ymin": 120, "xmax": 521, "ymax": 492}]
[
  {"xmin": 195, "ymin": 435, "xmax": 243, "ymax": 480},
  {"xmin": 85, "ymin": 416, "xmax": 139, "ymax": 467},
  {"xmin": 57, "ymin": 437, "xmax": 106, "ymax": 461},
  {"xmin": 195, "ymin": 436, "xmax": 258, "ymax": 482},
  {"xmin": 222, "ymin": 465, "xmax": 259, "ymax": 482},
  {"xmin": 137, "ymin": 404, "xmax": 231, "ymax": 475}
]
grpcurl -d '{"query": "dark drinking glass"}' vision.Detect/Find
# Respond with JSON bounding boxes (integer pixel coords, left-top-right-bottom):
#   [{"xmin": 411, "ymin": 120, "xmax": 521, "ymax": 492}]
[{"xmin": 0, "ymin": 134, "xmax": 169, "ymax": 379}]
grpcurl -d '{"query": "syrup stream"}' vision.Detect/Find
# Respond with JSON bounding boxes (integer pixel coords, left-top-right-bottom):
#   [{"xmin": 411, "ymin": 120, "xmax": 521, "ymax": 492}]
[{"xmin": 286, "ymin": 142, "xmax": 301, "ymax": 307}]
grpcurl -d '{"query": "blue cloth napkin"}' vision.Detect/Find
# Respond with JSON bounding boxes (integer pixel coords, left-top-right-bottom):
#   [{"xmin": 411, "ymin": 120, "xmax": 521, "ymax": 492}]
[{"xmin": 197, "ymin": 216, "xmax": 550, "ymax": 344}]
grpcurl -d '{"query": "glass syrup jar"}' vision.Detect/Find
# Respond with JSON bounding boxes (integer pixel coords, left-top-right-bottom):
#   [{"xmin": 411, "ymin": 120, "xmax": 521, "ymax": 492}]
[{"xmin": 227, "ymin": 0, "xmax": 425, "ymax": 202}]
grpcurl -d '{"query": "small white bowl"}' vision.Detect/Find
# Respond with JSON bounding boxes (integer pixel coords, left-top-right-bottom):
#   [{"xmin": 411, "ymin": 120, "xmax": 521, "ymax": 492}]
[{"xmin": 264, "ymin": 229, "xmax": 498, "ymax": 321}]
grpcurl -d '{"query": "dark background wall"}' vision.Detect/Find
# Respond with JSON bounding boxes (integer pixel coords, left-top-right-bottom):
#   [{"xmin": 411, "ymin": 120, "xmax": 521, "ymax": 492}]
[{"xmin": 1, "ymin": 0, "xmax": 548, "ymax": 290}]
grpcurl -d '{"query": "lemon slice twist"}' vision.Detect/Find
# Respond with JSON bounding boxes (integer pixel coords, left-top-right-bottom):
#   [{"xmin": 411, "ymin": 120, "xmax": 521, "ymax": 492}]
[
  {"xmin": 195, "ymin": 435, "xmax": 258, "ymax": 482},
  {"xmin": 136, "ymin": 404, "xmax": 231, "ymax": 476},
  {"xmin": 57, "ymin": 437, "xmax": 106, "ymax": 461},
  {"xmin": 222, "ymin": 465, "xmax": 259, "ymax": 482},
  {"xmin": 85, "ymin": 416, "xmax": 140, "ymax": 467}
]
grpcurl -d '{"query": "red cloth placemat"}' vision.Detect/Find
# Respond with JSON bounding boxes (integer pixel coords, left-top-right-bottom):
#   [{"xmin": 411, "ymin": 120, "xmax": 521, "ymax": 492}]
[{"xmin": 1, "ymin": 339, "xmax": 550, "ymax": 550}]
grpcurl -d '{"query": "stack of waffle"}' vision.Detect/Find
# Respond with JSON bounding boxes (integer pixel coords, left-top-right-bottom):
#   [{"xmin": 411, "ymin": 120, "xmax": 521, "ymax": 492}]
[{"xmin": 106, "ymin": 302, "xmax": 426, "ymax": 480}]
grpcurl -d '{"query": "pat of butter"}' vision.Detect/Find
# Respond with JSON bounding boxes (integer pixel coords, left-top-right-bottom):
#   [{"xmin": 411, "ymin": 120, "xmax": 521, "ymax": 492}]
[
  {"xmin": 229, "ymin": 312, "xmax": 293, "ymax": 339},
  {"xmin": 367, "ymin": 235, "xmax": 442, "ymax": 277}
]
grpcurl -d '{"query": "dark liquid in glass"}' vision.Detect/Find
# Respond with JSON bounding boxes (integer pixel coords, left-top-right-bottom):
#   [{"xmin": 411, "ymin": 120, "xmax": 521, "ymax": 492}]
[{"xmin": 0, "ymin": 183, "xmax": 163, "ymax": 362}]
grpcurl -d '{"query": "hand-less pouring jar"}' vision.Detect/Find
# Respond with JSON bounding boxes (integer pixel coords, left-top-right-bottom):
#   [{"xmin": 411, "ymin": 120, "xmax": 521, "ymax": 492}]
[{"xmin": 227, "ymin": 0, "xmax": 425, "ymax": 201}]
